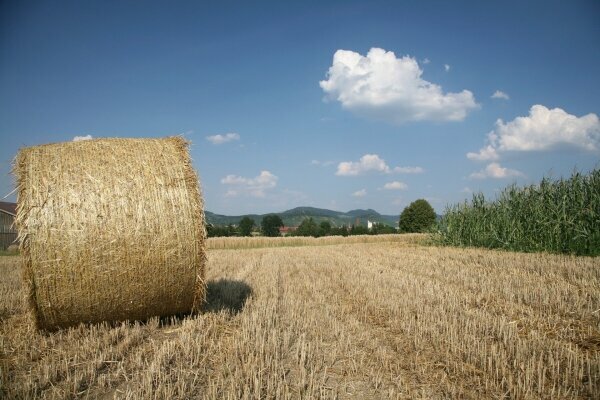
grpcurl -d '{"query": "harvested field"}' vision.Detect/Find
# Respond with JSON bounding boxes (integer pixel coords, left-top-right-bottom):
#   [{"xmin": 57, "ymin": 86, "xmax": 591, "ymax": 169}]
[
  {"xmin": 1, "ymin": 236, "xmax": 599, "ymax": 399},
  {"xmin": 206, "ymin": 233, "xmax": 426, "ymax": 250}
]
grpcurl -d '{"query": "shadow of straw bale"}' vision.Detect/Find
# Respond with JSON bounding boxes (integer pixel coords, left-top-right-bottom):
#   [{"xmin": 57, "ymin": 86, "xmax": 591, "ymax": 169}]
[{"xmin": 203, "ymin": 279, "xmax": 253, "ymax": 314}]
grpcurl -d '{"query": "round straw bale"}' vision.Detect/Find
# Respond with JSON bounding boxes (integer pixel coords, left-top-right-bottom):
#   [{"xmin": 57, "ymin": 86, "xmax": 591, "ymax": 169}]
[{"xmin": 14, "ymin": 136, "xmax": 206, "ymax": 330}]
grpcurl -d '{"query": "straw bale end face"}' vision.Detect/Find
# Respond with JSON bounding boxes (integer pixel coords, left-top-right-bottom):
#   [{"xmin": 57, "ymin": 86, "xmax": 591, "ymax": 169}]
[{"xmin": 14, "ymin": 136, "xmax": 207, "ymax": 330}]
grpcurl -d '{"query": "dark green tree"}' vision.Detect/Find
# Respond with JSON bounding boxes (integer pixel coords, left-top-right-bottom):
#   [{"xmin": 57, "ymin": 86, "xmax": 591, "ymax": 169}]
[
  {"xmin": 238, "ymin": 216, "xmax": 255, "ymax": 236},
  {"xmin": 399, "ymin": 199, "xmax": 436, "ymax": 233},
  {"xmin": 319, "ymin": 220, "xmax": 332, "ymax": 236},
  {"xmin": 261, "ymin": 214, "xmax": 284, "ymax": 237},
  {"xmin": 206, "ymin": 223, "xmax": 237, "ymax": 237},
  {"xmin": 295, "ymin": 218, "xmax": 320, "ymax": 237},
  {"xmin": 350, "ymin": 224, "xmax": 369, "ymax": 235},
  {"xmin": 330, "ymin": 225, "xmax": 349, "ymax": 236},
  {"xmin": 206, "ymin": 223, "xmax": 215, "ymax": 237}
]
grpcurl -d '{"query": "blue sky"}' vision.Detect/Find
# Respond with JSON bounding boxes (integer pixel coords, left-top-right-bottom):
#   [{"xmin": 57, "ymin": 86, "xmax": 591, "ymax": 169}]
[{"xmin": 1, "ymin": 1, "xmax": 599, "ymax": 215}]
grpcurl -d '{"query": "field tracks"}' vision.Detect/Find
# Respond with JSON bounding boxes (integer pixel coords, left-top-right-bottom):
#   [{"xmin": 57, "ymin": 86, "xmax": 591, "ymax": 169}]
[{"xmin": 1, "ymin": 237, "xmax": 599, "ymax": 399}]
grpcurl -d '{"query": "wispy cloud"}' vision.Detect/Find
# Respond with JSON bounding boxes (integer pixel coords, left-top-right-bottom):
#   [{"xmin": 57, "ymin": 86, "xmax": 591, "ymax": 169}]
[
  {"xmin": 352, "ymin": 189, "xmax": 367, "ymax": 197},
  {"xmin": 392, "ymin": 197, "xmax": 404, "ymax": 206},
  {"xmin": 382, "ymin": 181, "xmax": 408, "ymax": 190},
  {"xmin": 444, "ymin": 64, "xmax": 450, "ymax": 72},
  {"xmin": 392, "ymin": 166, "xmax": 424, "ymax": 174},
  {"xmin": 320, "ymin": 48, "xmax": 478, "ymax": 124},
  {"xmin": 206, "ymin": 132, "xmax": 240, "ymax": 145},
  {"xmin": 310, "ymin": 159, "xmax": 335, "ymax": 167}
]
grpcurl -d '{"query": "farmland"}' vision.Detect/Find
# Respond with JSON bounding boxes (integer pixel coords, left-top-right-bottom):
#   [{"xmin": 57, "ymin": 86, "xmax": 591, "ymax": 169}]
[{"xmin": 1, "ymin": 235, "xmax": 599, "ymax": 399}]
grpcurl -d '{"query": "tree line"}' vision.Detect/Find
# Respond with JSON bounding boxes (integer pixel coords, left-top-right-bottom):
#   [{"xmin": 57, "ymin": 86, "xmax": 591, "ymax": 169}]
[{"xmin": 206, "ymin": 199, "xmax": 437, "ymax": 238}]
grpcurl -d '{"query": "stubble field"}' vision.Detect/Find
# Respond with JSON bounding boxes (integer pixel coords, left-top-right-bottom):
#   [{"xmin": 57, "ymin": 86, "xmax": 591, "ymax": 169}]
[{"xmin": 1, "ymin": 235, "xmax": 599, "ymax": 399}]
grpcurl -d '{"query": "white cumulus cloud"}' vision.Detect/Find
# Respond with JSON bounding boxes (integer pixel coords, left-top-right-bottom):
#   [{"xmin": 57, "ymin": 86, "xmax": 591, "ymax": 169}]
[
  {"xmin": 337, "ymin": 154, "xmax": 389, "ymax": 176},
  {"xmin": 467, "ymin": 145, "xmax": 499, "ymax": 161},
  {"xmin": 491, "ymin": 90, "xmax": 509, "ymax": 100},
  {"xmin": 467, "ymin": 105, "xmax": 600, "ymax": 161},
  {"xmin": 383, "ymin": 181, "xmax": 408, "ymax": 190},
  {"xmin": 221, "ymin": 170, "xmax": 277, "ymax": 197},
  {"xmin": 319, "ymin": 48, "xmax": 478, "ymax": 124},
  {"xmin": 73, "ymin": 135, "xmax": 93, "ymax": 141},
  {"xmin": 469, "ymin": 163, "xmax": 524, "ymax": 180},
  {"xmin": 336, "ymin": 154, "xmax": 423, "ymax": 176},
  {"xmin": 206, "ymin": 132, "xmax": 240, "ymax": 145},
  {"xmin": 352, "ymin": 189, "xmax": 367, "ymax": 197},
  {"xmin": 444, "ymin": 64, "xmax": 450, "ymax": 72}
]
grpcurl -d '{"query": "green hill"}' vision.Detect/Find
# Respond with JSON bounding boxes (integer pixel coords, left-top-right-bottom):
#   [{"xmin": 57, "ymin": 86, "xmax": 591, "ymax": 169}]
[{"xmin": 205, "ymin": 207, "xmax": 399, "ymax": 228}]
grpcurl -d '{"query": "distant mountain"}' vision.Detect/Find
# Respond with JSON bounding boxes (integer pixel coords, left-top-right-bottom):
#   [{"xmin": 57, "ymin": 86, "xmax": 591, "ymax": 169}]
[{"xmin": 205, "ymin": 207, "xmax": 399, "ymax": 228}]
